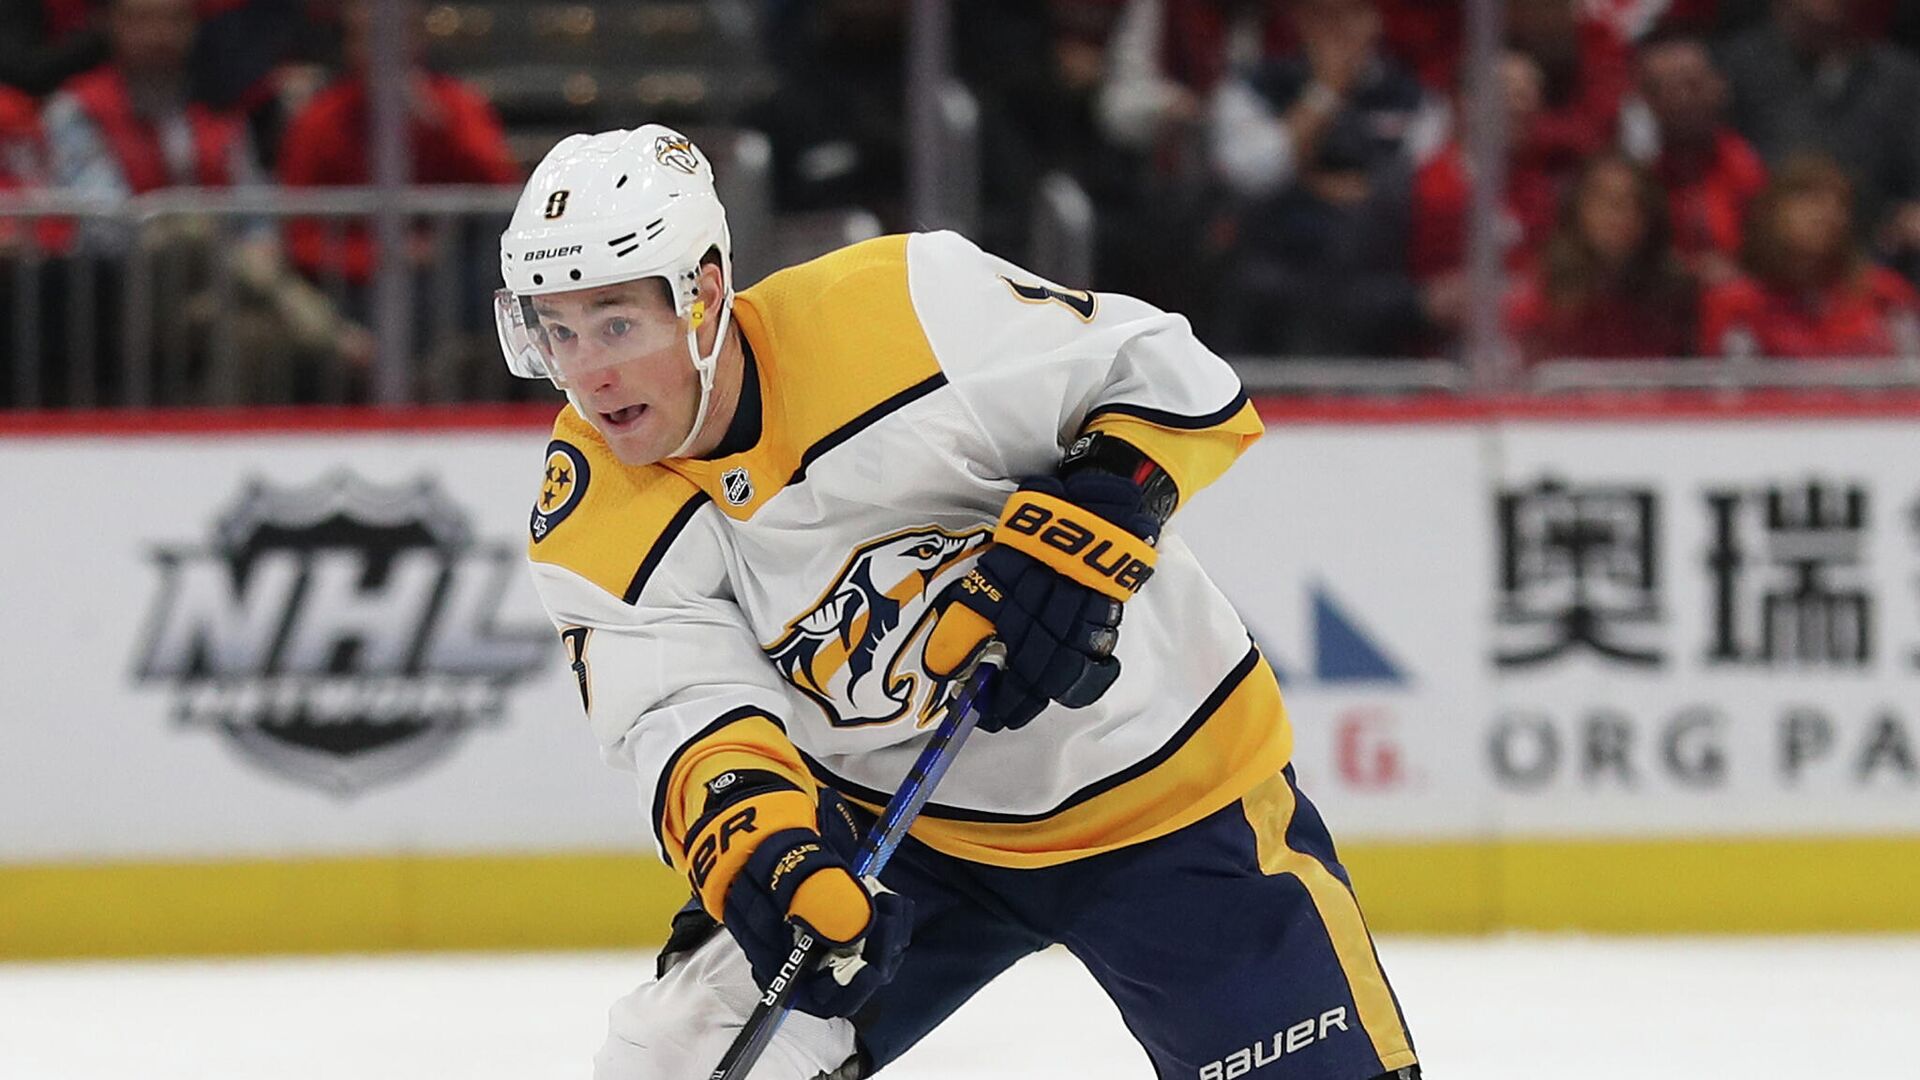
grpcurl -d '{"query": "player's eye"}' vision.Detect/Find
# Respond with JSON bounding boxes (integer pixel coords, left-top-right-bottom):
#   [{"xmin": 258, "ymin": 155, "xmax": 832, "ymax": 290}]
[
  {"xmin": 548, "ymin": 323, "xmax": 576, "ymax": 344},
  {"xmin": 605, "ymin": 317, "xmax": 633, "ymax": 339}
]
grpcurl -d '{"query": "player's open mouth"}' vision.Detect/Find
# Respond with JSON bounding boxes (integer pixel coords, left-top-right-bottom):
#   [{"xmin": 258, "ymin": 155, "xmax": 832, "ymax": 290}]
[{"xmin": 601, "ymin": 404, "xmax": 647, "ymax": 431}]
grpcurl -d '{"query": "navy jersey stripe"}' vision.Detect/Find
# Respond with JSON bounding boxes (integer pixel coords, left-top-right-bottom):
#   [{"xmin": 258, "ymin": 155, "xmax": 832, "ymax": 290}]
[
  {"xmin": 1086, "ymin": 389, "xmax": 1251, "ymax": 431},
  {"xmin": 788, "ymin": 373, "xmax": 949, "ymax": 484},
  {"xmin": 800, "ymin": 640, "xmax": 1262, "ymax": 825},
  {"xmin": 649, "ymin": 705, "xmax": 790, "ymax": 856},
  {"xmin": 623, "ymin": 492, "xmax": 712, "ymax": 604}
]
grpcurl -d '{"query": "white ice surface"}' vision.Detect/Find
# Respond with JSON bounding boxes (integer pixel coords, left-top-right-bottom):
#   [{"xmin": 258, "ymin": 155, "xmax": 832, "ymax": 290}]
[{"xmin": 2, "ymin": 936, "xmax": 1915, "ymax": 1079}]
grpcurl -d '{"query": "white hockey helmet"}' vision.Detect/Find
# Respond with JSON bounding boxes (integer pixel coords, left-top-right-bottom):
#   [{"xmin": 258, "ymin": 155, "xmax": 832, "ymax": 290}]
[{"xmin": 496, "ymin": 125, "xmax": 735, "ymax": 458}]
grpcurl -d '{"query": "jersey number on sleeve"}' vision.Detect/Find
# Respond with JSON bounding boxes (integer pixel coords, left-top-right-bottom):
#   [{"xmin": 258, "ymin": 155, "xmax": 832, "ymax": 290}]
[{"xmin": 998, "ymin": 275, "xmax": 1098, "ymax": 322}]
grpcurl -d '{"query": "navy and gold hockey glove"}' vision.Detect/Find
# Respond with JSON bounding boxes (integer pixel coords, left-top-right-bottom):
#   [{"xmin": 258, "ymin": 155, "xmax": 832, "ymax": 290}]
[
  {"xmin": 923, "ymin": 469, "xmax": 1160, "ymax": 731},
  {"xmin": 682, "ymin": 769, "xmax": 913, "ymax": 1019}
]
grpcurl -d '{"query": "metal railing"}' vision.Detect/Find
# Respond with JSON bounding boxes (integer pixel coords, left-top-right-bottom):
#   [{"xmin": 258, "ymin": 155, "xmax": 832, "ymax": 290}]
[
  {"xmin": 1231, "ymin": 359, "xmax": 1472, "ymax": 397},
  {"xmin": 1526, "ymin": 357, "xmax": 1920, "ymax": 393},
  {"xmin": 0, "ymin": 126, "xmax": 816, "ymax": 410},
  {"xmin": 2, "ymin": 187, "xmax": 520, "ymax": 408},
  {"xmin": 904, "ymin": 0, "xmax": 981, "ymax": 242},
  {"xmin": 9, "ymin": 189, "xmax": 1920, "ymax": 410},
  {"xmin": 1029, "ymin": 172, "xmax": 1095, "ymax": 290},
  {"xmin": 1227, "ymin": 356, "xmax": 1920, "ymax": 398},
  {"xmin": 930, "ymin": 82, "xmax": 982, "ymax": 239}
]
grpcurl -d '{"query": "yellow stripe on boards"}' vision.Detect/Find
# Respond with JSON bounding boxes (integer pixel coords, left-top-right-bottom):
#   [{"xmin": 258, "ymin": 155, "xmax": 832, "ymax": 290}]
[
  {"xmin": 1339, "ymin": 835, "xmax": 1920, "ymax": 935},
  {"xmin": 6, "ymin": 834, "xmax": 1920, "ymax": 960},
  {"xmin": 1242, "ymin": 772, "xmax": 1417, "ymax": 1073},
  {"xmin": 0, "ymin": 853, "xmax": 688, "ymax": 960}
]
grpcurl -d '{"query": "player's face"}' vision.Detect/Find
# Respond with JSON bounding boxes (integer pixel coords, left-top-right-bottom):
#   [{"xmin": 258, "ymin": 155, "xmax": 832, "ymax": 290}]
[{"xmin": 531, "ymin": 283, "xmax": 700, "ymax": 466}]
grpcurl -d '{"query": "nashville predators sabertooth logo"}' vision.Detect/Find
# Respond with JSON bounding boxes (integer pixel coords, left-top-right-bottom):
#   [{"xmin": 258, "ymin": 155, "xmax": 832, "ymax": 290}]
[
  {"xmin": 653, "ymin": 134, "xmax": 700, "ymax": 175},
  {"xmin": 765, "ymin": 525, "xmax": 989, "ymax": 728}
]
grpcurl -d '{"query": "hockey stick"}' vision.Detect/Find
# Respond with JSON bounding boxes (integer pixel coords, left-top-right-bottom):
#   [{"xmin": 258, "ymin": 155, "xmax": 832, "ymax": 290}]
[{"xmin": 709, "ymin": 643, "xmax": 1005, "ymax": 1080}]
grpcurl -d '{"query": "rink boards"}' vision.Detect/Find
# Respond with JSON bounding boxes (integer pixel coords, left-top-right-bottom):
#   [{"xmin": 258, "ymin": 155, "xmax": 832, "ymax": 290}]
[{"xmin": 3, "ymin": 396, "xmax": 1918, "ymax": 956}]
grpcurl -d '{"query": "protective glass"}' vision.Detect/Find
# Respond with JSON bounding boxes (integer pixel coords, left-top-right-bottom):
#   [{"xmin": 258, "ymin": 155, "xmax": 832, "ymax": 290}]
[{"xmin": 493, "ymin": 284, "xmax": 689, "ymax": 388}]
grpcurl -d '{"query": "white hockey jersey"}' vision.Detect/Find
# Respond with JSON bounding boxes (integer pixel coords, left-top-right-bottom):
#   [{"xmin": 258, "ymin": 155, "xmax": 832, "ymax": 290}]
[{"xmin": 526, "ymin": 231, "xmax": 1286, "ymax": 873}]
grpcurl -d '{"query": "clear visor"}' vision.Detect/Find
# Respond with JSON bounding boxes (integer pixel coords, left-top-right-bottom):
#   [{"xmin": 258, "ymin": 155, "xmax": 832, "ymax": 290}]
[
  {"xmin": 494, "ymin": 289, "xmax": 560, "ymax": 384},
  {"xmin": 493, "ymin": 284, "xmax": 690, "ymax": 389}
]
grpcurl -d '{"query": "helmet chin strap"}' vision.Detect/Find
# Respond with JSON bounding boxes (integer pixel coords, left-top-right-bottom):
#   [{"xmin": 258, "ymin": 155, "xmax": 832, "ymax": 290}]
[{"xmin": 665, "ymin": 292, "xmax": 734, "ymax": 460}]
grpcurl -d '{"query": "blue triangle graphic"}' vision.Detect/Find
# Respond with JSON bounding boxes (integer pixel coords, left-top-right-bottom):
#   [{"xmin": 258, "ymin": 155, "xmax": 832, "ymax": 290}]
[{"xmin": 1313, "ymin": 586, "xmax": 1406, "ymax": 684}]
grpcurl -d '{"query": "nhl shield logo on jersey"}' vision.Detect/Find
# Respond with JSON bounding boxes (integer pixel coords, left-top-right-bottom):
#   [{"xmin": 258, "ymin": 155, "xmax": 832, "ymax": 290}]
[
  {"xmin": 653, "ymin": 134, "xmax": 700, "ymax": 175},
  {"xmin": 722, "ymin": 467, "xmax": 754, "ymax": 507},
  {"xmin": 532, "ymin": 440, "xmax": 590, "ymax": 542},
  {"xmin": 766, "ymin": 525, "xmax": 989, "ymax": 727},
  {"xmin": 134, "ymin": 472, "xmax": 552, "ymax": 796}
]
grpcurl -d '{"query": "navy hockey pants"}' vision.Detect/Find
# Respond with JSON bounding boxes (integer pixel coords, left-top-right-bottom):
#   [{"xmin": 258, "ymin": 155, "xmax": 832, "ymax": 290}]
[{"xmin": 669, "ymin": 765, "xmax": 1418, "ymax": 1079}]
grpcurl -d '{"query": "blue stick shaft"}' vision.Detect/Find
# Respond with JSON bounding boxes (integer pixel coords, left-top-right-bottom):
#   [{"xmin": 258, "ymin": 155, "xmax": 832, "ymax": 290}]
[
  {"xmin": 709, "ymin": 651, "xmax": 1001, "ymax": 1080},
  {"xmin": 850, "ymin": 655, "xmax": 997, "ymax": 878}
]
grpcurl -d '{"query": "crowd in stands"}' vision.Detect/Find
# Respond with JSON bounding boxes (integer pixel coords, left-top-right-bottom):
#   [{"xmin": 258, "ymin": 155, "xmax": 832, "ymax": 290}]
[
  {"xmin": 1131, "ymin": 0, "xmax": 1920, "ymax": 363},
  {"xmin": 7, "ymin": 0, "xmax": 1920, "ymax": 407}
]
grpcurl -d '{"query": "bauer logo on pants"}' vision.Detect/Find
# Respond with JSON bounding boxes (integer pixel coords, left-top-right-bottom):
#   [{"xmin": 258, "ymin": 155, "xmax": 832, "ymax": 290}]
[{"xmin": 134, "ymin": 471, "xmax": 553, "ymax": 796}]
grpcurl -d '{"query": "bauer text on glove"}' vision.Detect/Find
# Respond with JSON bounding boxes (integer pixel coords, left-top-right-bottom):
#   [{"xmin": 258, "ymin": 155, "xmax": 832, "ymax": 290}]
[
  {"xmin": 923, "ymin": 468, "xmax": 1161, "ymax": 731},
  {"xmin": 682, "ymin": 768, "xmax": 912, "ymax": 1018}
]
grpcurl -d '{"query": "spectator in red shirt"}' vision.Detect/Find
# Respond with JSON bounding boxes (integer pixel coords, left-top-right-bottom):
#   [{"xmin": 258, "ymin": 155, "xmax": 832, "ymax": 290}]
[
  {"xmin": 1507, "ymin": 153, "xmax": 1697, "ymax": 363},
  {"xmin": 1702, "ymin": 154, "xmax": 1920, "ymax": 359},
  {"xmin": 1626, "ymin": 28, "xmax": 1767, "ymax": 286},
  {"xmin": 1370, "ymin": 0, "xmax": 1635, "ymax": 112},
  {"xmin": 0, "ymin": 84, "xmax": 37, "ymax": 169},
  {"xmin": 41, "ymin": 0, "xmax": 255, "ymax": 204},
  {"xmin": 276, "ymin": 0, "xmax": 517, "ymax": 284},
  {"xmin": 0, "ymin": 86, "xmax": 44, "ymax": 238},
  {"xmin": 1, "ymin": 82, "xmax": 78, "ymax": 404},
  {"xmin": 1411, "ymin": 50, "xmax": 1565, "ymax": 336},
  {"xmin": 0, "ymin": 84, "xmax": 78, "ymax": 254},
  {"xmin": 1508, "ymin": 0, "xmax": 1634, "ymax": 168},
  {"xmin": 1373, "ymin": 0, "xmax": 1460, "ymax": 91},
  {"xmin": 1, "ymin": 86, "xmax": 36, "ymax": 404}
]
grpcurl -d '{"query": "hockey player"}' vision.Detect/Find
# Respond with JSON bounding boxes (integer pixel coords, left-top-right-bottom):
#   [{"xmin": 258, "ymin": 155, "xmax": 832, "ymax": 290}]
[{"xmin": 499, "ymin": 126, "xmax": 1419, "ymax": 1080}]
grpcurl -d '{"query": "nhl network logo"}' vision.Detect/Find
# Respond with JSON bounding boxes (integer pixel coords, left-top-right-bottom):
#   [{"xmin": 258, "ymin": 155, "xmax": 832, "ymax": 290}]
[{"xmin": 134, "ymin": 471, "xmax": 551, "ymax": 796}]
